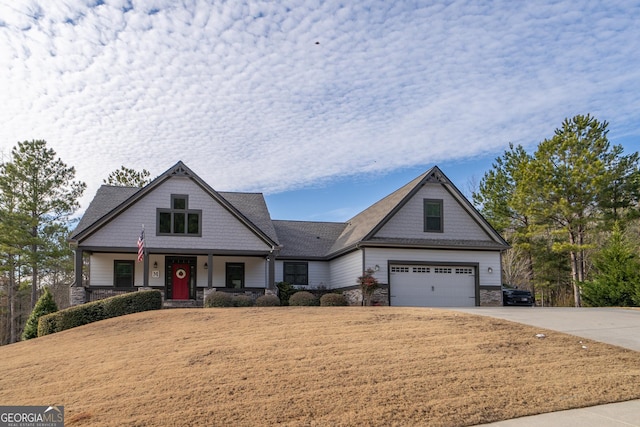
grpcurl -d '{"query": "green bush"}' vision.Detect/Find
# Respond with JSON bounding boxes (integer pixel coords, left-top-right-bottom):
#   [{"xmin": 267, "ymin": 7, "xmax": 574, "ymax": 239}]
[
  {"xmin": 320, "ymin": 293, "xmax": 347, "ymax": 306},
  {"xmin": 289, "ymin": 291, "xmax": 319, "ymax": 306},
  {"xmin": 276, "ymin": 282, "xmax": 295, "ymax": 306},
  {"xmin": 233, "ymin": 295, "xmax": 254, "ymax": 307},
  {"xmin": 255, "ymin": 294, "xmax": 281, "ymax": 306},
  {"xmin": 38, "ymin": 290, "xmax": 162, "ymax": 337},
  {"xmin": 204, "ymin": 291, "xmax": 233, "ymax": 307},
  {"xmin": 23, "ymin": 287, "xmax": 58, "ymax": 340}
]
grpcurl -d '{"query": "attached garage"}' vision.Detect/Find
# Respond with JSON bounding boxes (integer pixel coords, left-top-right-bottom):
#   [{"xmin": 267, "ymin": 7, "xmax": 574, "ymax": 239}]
[{"xmin": 389, "ymin": 264, "xmax": 477, "ymax": 307}]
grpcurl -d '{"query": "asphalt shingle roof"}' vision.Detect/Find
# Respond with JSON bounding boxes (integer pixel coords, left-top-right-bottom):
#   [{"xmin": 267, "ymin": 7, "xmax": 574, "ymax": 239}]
[
  {"xmin": 70, "ymin": 162, "xmax": 508, "ymax": 257},
  {"xmin": 328, "ymin": 170, "xmax": 431, "ymax": 254},
  {"xmin": 219, "ymin": 192, "xmax": 279, "ymax": 245},
  {"xmin": 272, "ymin": 220, "xmax": 347, "ymax": 258},
  {"xmin": 71, "ymin": 185, "xmax": 140, "ymax": 239}
]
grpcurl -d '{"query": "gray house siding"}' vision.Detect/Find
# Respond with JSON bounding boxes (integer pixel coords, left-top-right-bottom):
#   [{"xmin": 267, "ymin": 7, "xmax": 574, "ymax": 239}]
[
  {"xmin": 82, "ymin": 177, "xmax": 271, "ymax": 252},
  {"xmin": 329, "ymin": 251, "xmax": 363, "ymax": 289},
  {"xmin": 374, "ymin": 184, "xmax": 489, "ymax": 241}
]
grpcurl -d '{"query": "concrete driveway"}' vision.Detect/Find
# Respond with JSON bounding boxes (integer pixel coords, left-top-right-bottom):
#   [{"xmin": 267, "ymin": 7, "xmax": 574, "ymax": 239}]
[{"xmin": 449, "ymin": 307, "xmax": 640, "ymax": 351}]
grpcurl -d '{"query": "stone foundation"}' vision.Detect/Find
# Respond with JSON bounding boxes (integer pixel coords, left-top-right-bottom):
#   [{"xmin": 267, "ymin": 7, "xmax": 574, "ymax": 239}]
[
  {"xmin": 203, "ymin": 288, "xmax": 216, "ymax": 302},
  {"xmin": 480, "ymin": 289, "xmax": 503, "ymax": 306},
  {"xmin": 341, "ymin": 286, "xmax": 389, "ymax": 306},
  {"xmin": 265, "ymin": 288, "xmax": 278, "ymax": 297},
  {"xmin": 70, "ymin": 286, "xmax": 86, "ymax": 306}
]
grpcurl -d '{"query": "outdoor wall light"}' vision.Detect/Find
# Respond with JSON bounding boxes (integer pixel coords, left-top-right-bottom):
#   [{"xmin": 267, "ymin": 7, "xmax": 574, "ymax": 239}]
[
  {"xmin": 374, "ymin": 265, "xmax": 380, "ymax": 271},
  {"xmin": 153, "ymin": 261, "xmax": 158, "ymax": 269},
  {"xmin": 204, "ymin": 262, "xmax": 208, "ymax": 270},
  {"xmin": 487, "ymin": 267, "xmax": 493, "ymax": 273}
]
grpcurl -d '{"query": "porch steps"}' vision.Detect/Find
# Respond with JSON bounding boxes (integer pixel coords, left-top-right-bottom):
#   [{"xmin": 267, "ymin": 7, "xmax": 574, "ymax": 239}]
[{"xmin": 163, "ymin": 300, "xmax": 202, "ymax": 309}]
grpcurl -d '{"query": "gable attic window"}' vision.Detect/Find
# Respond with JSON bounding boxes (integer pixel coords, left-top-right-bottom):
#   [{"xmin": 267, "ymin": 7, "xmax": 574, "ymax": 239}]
[
  {"xmin": 157, "ymin": 194, "xmax": 202, "ymax": 236},
  {"xmin": 424, "ymin": 199, "xmax": 443, "ymax": 232}
]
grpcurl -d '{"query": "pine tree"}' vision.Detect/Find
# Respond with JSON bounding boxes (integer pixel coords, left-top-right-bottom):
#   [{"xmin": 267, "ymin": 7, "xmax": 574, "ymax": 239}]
[
  {"xmin": 582, "ymin": 223, "xmax": 640, "ymax": 307},
  {"xmin": 3, "ymin": 140, "xmax": 85, "ymax": 307},
  {"xmin": 22, "ymin": 287, "xmax": 58, "ymax": 340},
  {"xmin": 104, "ymin": 166, "xmax": 151, "ymax": 187}
]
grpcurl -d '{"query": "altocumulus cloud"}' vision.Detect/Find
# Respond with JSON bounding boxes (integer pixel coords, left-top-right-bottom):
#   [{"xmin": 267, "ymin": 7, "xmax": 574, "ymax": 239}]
[{"xmin": 0, "ymin": 0, "xmax": 639, "ymax": 210}]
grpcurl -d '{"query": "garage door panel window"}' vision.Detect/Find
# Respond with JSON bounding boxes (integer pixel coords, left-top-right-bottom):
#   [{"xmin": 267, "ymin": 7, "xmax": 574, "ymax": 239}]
[{"xmin": 434, "ymin": 267, "xmax": 452, "ymax": 274}]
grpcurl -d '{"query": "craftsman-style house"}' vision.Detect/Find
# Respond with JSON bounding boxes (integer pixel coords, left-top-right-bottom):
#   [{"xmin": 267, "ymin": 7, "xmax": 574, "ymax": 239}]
[{"xmin": 69, "ymin": 161, "xmax": 508, "ymax": 306}]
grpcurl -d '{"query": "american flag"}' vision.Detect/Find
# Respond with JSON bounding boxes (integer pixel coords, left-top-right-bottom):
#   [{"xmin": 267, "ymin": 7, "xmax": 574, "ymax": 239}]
[{"xmin": 137, "ymin": 227, "xmax": 145, "ymax": 262}]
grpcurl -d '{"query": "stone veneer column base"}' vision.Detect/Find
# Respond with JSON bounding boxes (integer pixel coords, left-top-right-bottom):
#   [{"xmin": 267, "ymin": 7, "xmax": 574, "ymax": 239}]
[
  {"xmin": 479, "ymin": 289, "xmax": 503, "ymax": 306},
  {"xmin": 341, "ymin": 287, "xmax": 389, "ymax": 306},
  {"xmin": 203, "ymin": 288, "xmax": 216, "ymax": 303},
  {"xmin": 70, "ymin": 286, "xmax": 86, "ymax": 306}
]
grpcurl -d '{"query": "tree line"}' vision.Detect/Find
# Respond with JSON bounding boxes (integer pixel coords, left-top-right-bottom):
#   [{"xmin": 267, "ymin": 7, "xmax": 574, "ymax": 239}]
[
  {"xmin": 0, "ymin": 140, "xmax": 149, "ymax": 344},
  {"xmin": 1, "ymin": 116, "xmax": 639, "ymax": 343},
  {"xmin": 473, "ymin": 114, "xmax": 640, "ymax": 307}
]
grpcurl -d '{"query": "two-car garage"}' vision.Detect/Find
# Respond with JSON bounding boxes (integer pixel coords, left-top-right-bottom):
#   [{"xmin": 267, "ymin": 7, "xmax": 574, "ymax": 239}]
[{"xmin": 389, "ymin": 264, "xmax": 478, "ymax": 307}]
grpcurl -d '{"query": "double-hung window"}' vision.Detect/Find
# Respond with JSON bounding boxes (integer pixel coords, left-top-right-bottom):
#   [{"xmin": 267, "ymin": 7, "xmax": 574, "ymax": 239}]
[
  {"xmin": 424, "ymin": 199, "xmax": 443, "ymax": 232},
  {"xmin": 284, "ymin": 262, "xmax": 309, "ymax": 286},
  {"xmin": 157, "ymin": 195, "xmax": 202, "ymax": 236},
  {"xmin": 226, "ymin": 263, "xmax": 245, "ymax": 288},
  {"xmin": 114, "ymin": 260, "xmax": 134, "ymax": 287}
]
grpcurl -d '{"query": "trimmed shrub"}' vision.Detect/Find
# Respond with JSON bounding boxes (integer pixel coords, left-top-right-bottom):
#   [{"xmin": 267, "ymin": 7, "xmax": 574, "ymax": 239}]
[
  {"xmin": 38, "ymin": 290, "xmax": 162, "ymax": 337},
  {"xmin": 320, "ymin": 293, "xmax": 347, "ymax": 307},
  {"xmin": 23, "ymin": 287, "xmax": 58, "ymax": 340},
  {"xmin": 276, "ymin": 282, "xmax": 295, "ymax": 306},
  {"xmin": 289, "ymin": 291, "xmax": 319, "ymax": 306},
  {"xmin": 255, "ymin": 294, "xmax": 281, "ymax": 307},
  {"xmin": 233, "ymin": 295, "xmax": 254, "ymax": 307},
  {"xmin": 204, "ymin": 291, "xmax": 233, "ymax": 308}
]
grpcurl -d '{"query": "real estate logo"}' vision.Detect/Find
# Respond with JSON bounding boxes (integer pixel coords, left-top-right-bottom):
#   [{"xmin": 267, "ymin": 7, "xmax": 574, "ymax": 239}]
[{"xmin": 0, "ymin": 406, "xmax": 64, "ymax": 427}]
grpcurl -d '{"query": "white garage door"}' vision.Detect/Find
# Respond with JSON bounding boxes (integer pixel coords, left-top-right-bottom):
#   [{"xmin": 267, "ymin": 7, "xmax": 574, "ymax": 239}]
[{"xmin": 389, "ymin": 265, "xmax": 476, "ymax": 307}]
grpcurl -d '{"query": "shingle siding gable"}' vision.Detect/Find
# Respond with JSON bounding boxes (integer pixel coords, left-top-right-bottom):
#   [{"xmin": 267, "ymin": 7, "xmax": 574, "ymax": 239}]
[
  {"xmin": 81, "ymin": 178, "xmax": 271, "ymax": 251},
  {"xmin": 374, "ymin": 183, "xmax": 490, "ymax": 241}
]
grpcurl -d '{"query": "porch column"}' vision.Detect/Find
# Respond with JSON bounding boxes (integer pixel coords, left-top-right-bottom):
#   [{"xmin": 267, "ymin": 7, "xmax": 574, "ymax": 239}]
[
  {"xmin": 74, "ymin": 248, "xmax": 83, "ymax": 287},
  {"xmin": 70, "ymin": 248, "xmax": 86, "ymax": 306},
  {"xmin": 143, "ymin": 252, "xmax": 149, "ymax": 287},
  {"xmin": 207, "ymin": 253, "xmax": 213, "ymax": 288},
  {"xmin": 268, "ymin": 254, "xmax": 275, "ymax": 290}
]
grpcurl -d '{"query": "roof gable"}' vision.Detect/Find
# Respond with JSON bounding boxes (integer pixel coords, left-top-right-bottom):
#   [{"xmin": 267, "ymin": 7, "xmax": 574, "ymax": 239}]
[
  {"xmin": 326, "ymin": 166, "xmax": 507, "ymax": 255},
  {"xmin": 71, "ymin": 161, "xmax": 278, "ymax": 247},
  {"xmin": 327, "ymin": 169, "xmax": 432, "ymax": 254}
]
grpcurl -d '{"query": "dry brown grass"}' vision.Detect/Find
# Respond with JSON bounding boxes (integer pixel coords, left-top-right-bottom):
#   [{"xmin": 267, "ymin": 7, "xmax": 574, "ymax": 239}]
[{"xmin": 1, "ymin": 307, "xmax": 639, "ymax": 427}]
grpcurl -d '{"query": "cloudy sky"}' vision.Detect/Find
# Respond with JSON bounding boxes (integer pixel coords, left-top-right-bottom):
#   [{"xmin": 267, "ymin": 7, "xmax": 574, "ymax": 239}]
[{"xmin": 1, "ymin": 0, "xmax": 639, "ymax": 221}]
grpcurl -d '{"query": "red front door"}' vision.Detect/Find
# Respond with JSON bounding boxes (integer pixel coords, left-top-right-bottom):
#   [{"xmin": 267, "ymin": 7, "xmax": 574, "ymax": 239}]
[{"xmin": 173, "ymin": 264, "xmax": 190, "ymax": 300}]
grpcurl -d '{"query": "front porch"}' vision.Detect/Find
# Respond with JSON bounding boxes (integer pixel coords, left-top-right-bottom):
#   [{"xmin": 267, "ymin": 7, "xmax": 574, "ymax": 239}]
[{"xmin": 71, "ymin": 248, "xmax": 277, "ymax": 307}]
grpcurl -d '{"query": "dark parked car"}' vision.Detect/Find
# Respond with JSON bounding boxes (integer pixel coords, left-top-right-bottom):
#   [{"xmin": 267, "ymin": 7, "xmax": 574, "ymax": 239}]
[{"xmin": 502, "ymin": 285, "xmax": 535, "ymax": 306}]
